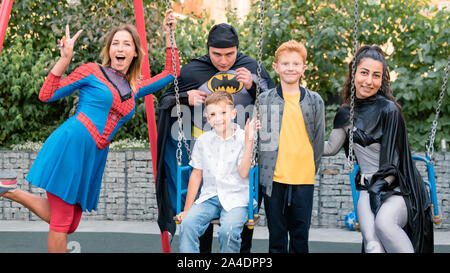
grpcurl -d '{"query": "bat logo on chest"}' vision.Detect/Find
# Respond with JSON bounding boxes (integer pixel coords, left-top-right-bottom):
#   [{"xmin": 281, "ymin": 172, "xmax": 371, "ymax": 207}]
[{"xmin": 207, "ymin": 73, "xmax": 243, "ymax": 94}]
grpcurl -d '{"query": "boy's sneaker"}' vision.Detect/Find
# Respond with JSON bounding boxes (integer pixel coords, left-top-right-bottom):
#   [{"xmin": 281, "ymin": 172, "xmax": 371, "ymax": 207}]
[{"xmin": 0, "ymin": 170, "xmax": 18, "ymax": 195}]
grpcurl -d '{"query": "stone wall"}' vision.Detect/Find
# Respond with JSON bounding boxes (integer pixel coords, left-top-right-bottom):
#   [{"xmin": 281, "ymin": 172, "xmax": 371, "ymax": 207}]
[
  {"xmin": 1, "ymin": 149, "xmax": 449, "ymax": 230},
  {"xmin": 0, "ymin": 150, "xmax": 156, "ymax": 221}
]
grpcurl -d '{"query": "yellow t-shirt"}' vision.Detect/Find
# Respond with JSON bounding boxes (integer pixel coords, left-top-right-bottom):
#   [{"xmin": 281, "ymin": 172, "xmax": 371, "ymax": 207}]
[{"xmin": 273, "ymin": 91, "xmax": 315, "ymax": 185}]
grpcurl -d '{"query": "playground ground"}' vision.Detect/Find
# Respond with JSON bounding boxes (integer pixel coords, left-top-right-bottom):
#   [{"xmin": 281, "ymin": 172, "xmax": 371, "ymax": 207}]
[{"xmin": 0, "ymin": 220, "xmax": 449, "ymax": 253}]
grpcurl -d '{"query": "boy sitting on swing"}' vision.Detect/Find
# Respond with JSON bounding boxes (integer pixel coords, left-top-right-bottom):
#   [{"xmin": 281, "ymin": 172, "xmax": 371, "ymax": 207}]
[
  {"xmin": 175, "ymin": 91, "xmax": 258, "ymax": 253},
  {"xmin": 258, "ymin": 40, "xmax": 325, "ymax": 253}
]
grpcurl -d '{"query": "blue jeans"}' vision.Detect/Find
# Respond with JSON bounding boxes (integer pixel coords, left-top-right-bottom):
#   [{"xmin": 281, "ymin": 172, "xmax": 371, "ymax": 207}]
[{"xmin": 179, "ymin": 196, "xmax": 248, "ymax": 253}]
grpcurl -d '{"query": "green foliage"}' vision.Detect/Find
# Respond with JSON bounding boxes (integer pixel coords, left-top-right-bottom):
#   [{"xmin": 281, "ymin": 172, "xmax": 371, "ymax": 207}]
[
  {"xmin": 0, "ymin": 0, "xmax": 449, "ymax": 152},
  {"xmin": 231, "ymin": 0, "xmax": 449, "ymax": 151},
  {"xmin": 1, "ymin": 0, "xmax": 169, "ymax": 146},
  {"xmin": 0, "ymin": 36, "xmax": 61, "ymax": 144}
]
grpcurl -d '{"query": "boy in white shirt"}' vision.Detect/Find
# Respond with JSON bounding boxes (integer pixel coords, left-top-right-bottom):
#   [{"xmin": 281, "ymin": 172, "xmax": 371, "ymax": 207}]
[{"xmin": 176, "ymin": 91, "xmax": 257, "ymax": 253}]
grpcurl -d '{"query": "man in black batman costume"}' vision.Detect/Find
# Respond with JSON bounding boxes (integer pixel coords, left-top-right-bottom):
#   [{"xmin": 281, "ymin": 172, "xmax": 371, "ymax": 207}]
[{"xmin": 156, "ymin": 23, "xmax": 274, "ymax": 253}]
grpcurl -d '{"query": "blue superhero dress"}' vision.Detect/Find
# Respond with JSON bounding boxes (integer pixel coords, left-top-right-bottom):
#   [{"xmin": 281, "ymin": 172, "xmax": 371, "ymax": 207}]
[{"xmin": 26, "ymin": 47, "xmax": 180, "ymax": 212}]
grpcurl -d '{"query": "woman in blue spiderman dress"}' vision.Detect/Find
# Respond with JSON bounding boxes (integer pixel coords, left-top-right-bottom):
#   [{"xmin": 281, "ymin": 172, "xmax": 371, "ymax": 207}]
[{"xmin": 0, "ymin": 10, "xmax": 179, "ymax": 252}]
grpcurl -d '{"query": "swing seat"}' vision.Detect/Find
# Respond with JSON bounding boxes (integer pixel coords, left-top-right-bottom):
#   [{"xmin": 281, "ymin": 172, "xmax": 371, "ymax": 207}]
[
  {"xmin": 347, "ymin": 155, "xmax": 441, "ymax": 231},
  {"xmin": 174, "ymin": 164, "xmax": 260, "ymax": 229},
  {"xmin": 348, "ymin": 164, "xmax": 360, "ymax": 231},
  {"xmin": 411, "ymin": 155, "xmax": 442, "ymax": 225}
]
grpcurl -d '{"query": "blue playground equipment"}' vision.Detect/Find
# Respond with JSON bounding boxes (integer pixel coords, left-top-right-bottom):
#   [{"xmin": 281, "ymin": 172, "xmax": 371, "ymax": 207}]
[
  {"xmin": 345, "ymin": 210, "xmax": 358, "ymax": 231},
  {"xmin": 348, "ymin": 164, "xmax": 360, "ymax": 230},
  {"xmin": 175, "ymin": 164, "xmax": 191, "ymax": 222},
  {"xmin": 247, "ymin": 165, "xmax": 260, "ymax": 227},
  {"xmin": 346, "ymin": 155, "xmax": 442, "ymax": 231},
  {"xmin": 174, "ymin": 164, "xmax": 260, "ymax": 229},
  {"xmin": 411, "ymin": 155, "xmax": 441, "ymax": 225}
]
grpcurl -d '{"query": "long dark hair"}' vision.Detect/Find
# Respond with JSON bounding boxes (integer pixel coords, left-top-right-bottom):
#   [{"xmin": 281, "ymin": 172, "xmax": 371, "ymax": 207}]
[{"xmin": 341, "ymin": 45, "xmax": 401, "ymax": 110}]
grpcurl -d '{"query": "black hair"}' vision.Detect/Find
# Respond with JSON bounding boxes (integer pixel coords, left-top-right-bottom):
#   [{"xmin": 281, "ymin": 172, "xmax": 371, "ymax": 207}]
[{"xmin": 341, "ymin": 45, "xmax": 401, "ymax": 110}]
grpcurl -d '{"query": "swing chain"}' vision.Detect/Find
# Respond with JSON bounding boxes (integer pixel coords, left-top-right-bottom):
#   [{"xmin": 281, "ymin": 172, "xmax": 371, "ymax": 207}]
[
  {"xmin": 165, "ymin": 0, "xmax": 191, "ymax": 165},
  {"xmin": 348, "ymin": 0, "xmax": 359, "ymax": 171},
  {"xmin": 426, "ymin": 55, "xmax": 450, "ymax": 161},
  {"xmin": 250, "ymin": 0, "xmax": 265, "ymax": 168}
]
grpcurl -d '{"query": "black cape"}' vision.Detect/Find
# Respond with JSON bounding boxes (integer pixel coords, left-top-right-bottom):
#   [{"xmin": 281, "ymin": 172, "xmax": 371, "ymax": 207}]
[
  {"xmin": 334, "ymin": 94, "xmax": 434, "ymax": 253},
  {"xmin": 156, "ymin": 52, "xmax": 274, "ymax": 237}
]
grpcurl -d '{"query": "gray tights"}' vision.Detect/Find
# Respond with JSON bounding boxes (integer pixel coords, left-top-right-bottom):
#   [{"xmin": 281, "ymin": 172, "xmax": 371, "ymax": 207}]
[{"xmin": 357, "ymin": 190, "xmax": 414, "ymax": 253}]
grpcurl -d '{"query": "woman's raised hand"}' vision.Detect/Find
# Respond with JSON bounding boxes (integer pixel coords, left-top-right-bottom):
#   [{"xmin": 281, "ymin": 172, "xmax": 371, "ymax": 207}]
[
  {"xmin": 58, "ymin": 25, "xmax": 83, "ymax": 60},
  {"xmin": 51, "ymin": 25, "xmax": 83, "ymax": 76},
  {"xmin": 163, "ymin": 9, "xmax": 177, "ymax": 33}
]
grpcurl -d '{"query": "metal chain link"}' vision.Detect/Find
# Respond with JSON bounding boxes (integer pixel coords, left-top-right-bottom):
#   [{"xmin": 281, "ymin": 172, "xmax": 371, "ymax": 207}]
[
  {"xmin": 347, "ymin": 0, "xmax": 359, "ymax": 171},
  {"xmin": 164, "ymin": 0, "xmax": 191, "ymax": 165},
  {"xmin": 426, "ymin": 55, "xmax": 450, "ymax": 160},
  {"xmin": 250, "ymin": 0, "xmax": 265, "ymax": 168}
]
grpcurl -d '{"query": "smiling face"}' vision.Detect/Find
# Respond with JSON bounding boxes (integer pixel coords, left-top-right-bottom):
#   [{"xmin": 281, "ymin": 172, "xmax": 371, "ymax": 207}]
[
  {"xmin": 209, "ymin": 46, "xmax": 238, "ymax": 72},
  {"xmin": 205, "ymin": 101, "xmax": 237, "ymax": 137},
  {"xmin": 108, "ymin": 30, "xmax": 138, "ymax": 74},
  {"xmin": 272, "ymin": 50, "xmax": 306, "ymax": 85},
  {"xmin": 354, "ymin": 58, "xmax": 383, "ymax": 99}
]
